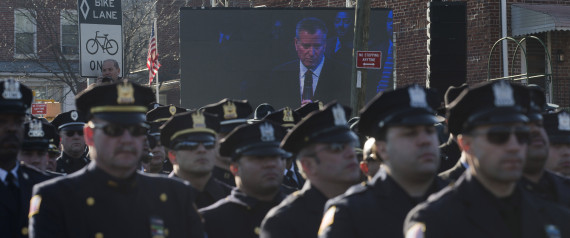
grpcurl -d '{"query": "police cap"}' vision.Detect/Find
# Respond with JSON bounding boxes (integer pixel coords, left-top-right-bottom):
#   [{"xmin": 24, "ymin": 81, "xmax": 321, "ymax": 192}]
[
  {"xmin": 220, "ymin": 120, "xmax": 290, "ymax": 160},
  {"xmin": 201, "ymin": 98, "xmax": 253, "ymax": 134},
  {"xmin": 358, "ymin": 84, "xmax": 440, "ymax": 138},
  {"xmin": 447, "ymin": 80, "xmax": 530, "ymax": 135},
  {"xmin": 75, "ymin": 80, "xmax": 154, "ymax": 124},
  {"xmin": 22, "ymin": 119, "xmax": 58, "ymax": 151},
  {"xmin": 0, "ymin": 79, "xmax": 33, "ymax": 114},
  {"xmin": 51, "ymin": 110, "xmax": 87, "ymax": 131},
  {"xmin": 294, "ymin": 100, "xmax": 324, "ymax": 119},
  {"xmin": 281, "ymin": 102, "xmax": 357, "ymax": 154},
  {"xmin": 264, "ymin": 107, "xmax": 301, "ymax": 129},
  {"xmin": 543, "ymin": 111, "xmax": 570, "ymax": 144},
  {"xmin": 160, "ymin": 110, "xmax": 220, "ymax": 150}
]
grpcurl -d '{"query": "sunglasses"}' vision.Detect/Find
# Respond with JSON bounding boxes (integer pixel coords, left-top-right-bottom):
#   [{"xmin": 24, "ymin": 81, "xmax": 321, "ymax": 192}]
[
  {"xmin": 64, "ymin": 130, "xmax": 84, "ymax": 137},
  {"xmin": 89, "ymin": 123, "xmax": 149, "ymax": 137},
  {"xmin": 469, "ymin": 126, "xmax": 530, "ymax": 145},
  {"xmin": 174, "ymin": 141, "xmax": 216, "ymax": 151}
]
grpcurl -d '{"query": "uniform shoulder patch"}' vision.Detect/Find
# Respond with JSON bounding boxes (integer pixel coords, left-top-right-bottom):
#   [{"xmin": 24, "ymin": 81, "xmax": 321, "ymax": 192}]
[
  {"xmin": 405, "ymin": 222, "xmax": 426, "ymax": 238},
  {"xmin": 29, "ymin": 195, "xmax": 42, "ymax": 218},
  {"xmin": 318, "ymin": 206, "xmax": 336, "ymax": 235}
]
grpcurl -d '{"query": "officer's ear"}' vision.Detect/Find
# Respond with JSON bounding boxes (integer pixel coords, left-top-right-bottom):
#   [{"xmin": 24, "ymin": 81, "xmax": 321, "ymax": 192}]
[
  {"xmin": 229, "ymin": 163, "xmax": 239, "ymax": 176},
  {"xmin": 375, "ymin": 140, "xmax": 388, "ymax": 163},
  {"xmin": 167, "ymin": 151, "xmax": 177, "ymax": 165},
  {"xmin": 84, "ymin": 125, "xmax": 94, "ymax": 146},
  {"xmin": 457, "ymin": 134, "xmax": 471, "ymax": 153}
]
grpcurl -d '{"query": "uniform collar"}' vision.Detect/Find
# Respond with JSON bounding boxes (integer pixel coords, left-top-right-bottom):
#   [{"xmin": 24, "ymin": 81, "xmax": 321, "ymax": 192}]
[
  {"xmin": 0, "ymin": 163, "xmax": 19, "ymax": 185},
  {"xmin": 87, "ymin": 163, "xmax": 138, "ymax": 191}
]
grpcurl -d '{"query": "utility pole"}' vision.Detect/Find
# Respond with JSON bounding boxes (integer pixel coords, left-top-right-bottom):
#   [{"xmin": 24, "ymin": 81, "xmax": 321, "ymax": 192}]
[{"xmin": 350, "ymin": 0, "xmax": 370, "ymax": 117}]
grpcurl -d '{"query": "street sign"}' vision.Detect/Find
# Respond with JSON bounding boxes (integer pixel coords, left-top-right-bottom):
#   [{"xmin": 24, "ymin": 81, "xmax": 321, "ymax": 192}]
[
  {"xmin": 32, "ymin": 103, "xmax": 47, "ymax": 115},
  {"xmin": 356, "ymin": 51, "xmax": 382, "ymax": 69},
  {"xmin": 78, "ymin": 0, "xmax": 123, "ymax": 78}
]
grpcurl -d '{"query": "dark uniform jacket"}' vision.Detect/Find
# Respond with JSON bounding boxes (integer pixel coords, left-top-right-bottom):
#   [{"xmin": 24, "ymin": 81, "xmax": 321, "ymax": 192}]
[
  {"xmin": 212, "ymin": 166, "xmax": 236, "ymax": 187},
  {"xmin": 438, "ymin": 137, "xmax": 461, "ymax": 173},
  {"xmin": 260, "ymin": 182, "xmax": 328, "ymax": 238},
  {"xmin": 520, "ymin": 170, "xmax": 570, "ymax": 208},
  {"xmin": 29, "ymin": 163, "xmax": 205, "ymax": 238},
  {"xmin": 1, "ymin": 164, "xmax": 51, "ymax": 238},
  {"xmin": 199, "ymin": 188, "xmax": 286, "ymax": 238},
  {"xmin": 405, "ymin": 172, "xmax": 570, "ymax": 238},
  {"xmin": 319, "ymin": 168, "xmax": 447, "ymax": 238},
  {"xmin": 169, "ymin": 172, "xmax": 233, "ymax": 209},
  {"xmin": 55, "ymin": 151, "xmax": 90, "ymax": 174},
  {"xmin": 438, "ymin": 160, "xmax": 467, "ymax": 183}
]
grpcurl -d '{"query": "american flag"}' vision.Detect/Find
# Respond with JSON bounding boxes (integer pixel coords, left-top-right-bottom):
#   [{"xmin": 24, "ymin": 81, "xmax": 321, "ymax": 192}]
[{"xmin": 147, "ymin": 19, "xmax": 160, "ymax": 85}]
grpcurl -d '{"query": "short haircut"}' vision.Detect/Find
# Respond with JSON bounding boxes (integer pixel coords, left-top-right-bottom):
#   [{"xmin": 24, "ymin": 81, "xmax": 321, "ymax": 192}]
[
  {"xmin": 102, "ymin": 59, "xmax": 120, "ymax": 70},
  {"xmin": 295, "ymin": 17, "xmax": 328, "ymax": 39}
]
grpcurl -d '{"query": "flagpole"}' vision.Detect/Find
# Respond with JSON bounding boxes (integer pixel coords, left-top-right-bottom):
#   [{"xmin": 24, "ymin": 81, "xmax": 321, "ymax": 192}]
[{"xmin": 154, "ymin": 19, "xmax": 159, "ymax": 103}]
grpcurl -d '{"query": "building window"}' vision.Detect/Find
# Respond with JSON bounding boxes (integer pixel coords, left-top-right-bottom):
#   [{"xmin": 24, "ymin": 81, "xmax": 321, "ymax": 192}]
[
  {"xmin": 14, "ymin": 9, "xmax": 37, "ymax": 57},
  {"xmin": 61, "ymin": 10, "xmax": 78, "ymax": 56}
]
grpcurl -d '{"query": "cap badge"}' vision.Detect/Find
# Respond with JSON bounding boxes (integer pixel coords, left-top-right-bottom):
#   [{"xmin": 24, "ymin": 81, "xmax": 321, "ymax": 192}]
[
  {"xmin": 492, "ymin": 81, "xmax": 515, "ymax": 107},
  {"xmin": 28, "ymin": 119, "xmax": 45, "ymax": 138},
  {"xmin": 192, "ymin": 111, "xmax": 206, "ymax": 128},
  {"xmin": 223, "ymin": 101, "xmax": 237, "ymax": 119},
  {"xmin": 169, "ymin": 105, "xmax": 177, "ymax": 115},
  {"xmin": 283, "ymin": 107, "xmax": 294, "ymax": 123},
  {"xmin": 408, "ymin": 85, "xmax": 428, "ymax": 108},
  {"xmin": 2, "ymin": 79, "xmax": 22, "ymax": 100},
  {"xmin": 332, "ymin": 104, "xmax": 347, "ymax": 126},
  {"xmin": 558, "ymin": 112, "xmax": 570, "ymax": 131},
  {"xmin": 116, "ymin": 82, "xmax": 135, "ymax": 104},
  {"xmin": 71, "ymin": 111, "xmax": 78, "ymax": 121},
  {"xmin": 260, "ymin": 122, "xmax": 275, "ymax": 142}
]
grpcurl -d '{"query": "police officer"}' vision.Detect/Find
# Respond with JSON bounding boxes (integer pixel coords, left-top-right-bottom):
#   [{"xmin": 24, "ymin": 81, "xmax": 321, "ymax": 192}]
[
  {"xmin": 260, "ymin": 102, "xmax": 361, "ymax": 238},
  {"xmin": 202, "ymin": 98, "xmax": 253, "ymax": 187},
  {"xmin": 405, "ymin": 80, "xmax": 570, "ymax": 238},
  {"xmin": 438, "ymin": 84, "xmax": 469, "ymax": 179},
  {"xmin": 18, "ymin": 119, "xmax": 58, "ymax": 172},
  {"xmin": 45, "ymin": 129, "xmax": 60, "ymax": 172},
  {"xmin": 544, "ymin": 111, "xmax": 570, "ymax": 177},
  {"xmin": 264, "ymin": 107, "xmax": 305, "ymax": 189},
  {"xmin": 0, "ymin": 79, "xmax": 51, "ymax": 238},
  {"xmin": 199, "ymin": 119, "xmax": 290, "ymax": 238},
  {"xmin": 29, "ymin": 80, "xmax": 204, "ymax": 238},
  {"xmin": 145, "ymin": 104, "xmax": 186, "ymax": 174},
  {"xmin": 160, "ymin": 110, "xmax": 232, "ymax": 209},
  {"xmin": 519, "ymin": 87, "xmax": 570, "ymax": 208},
  {"xmin": 51, "ymin": 110, "xmax": 90, "ymax": 174},
  {"xmin": 317, "ymin": 85, "xmax": 446, "ymax": 238}
]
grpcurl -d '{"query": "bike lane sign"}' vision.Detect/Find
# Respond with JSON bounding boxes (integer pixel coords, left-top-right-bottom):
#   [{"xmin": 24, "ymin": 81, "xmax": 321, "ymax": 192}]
[{"xmin": 78, "ymin": 0, "xmax": 123, "ymax": 78}]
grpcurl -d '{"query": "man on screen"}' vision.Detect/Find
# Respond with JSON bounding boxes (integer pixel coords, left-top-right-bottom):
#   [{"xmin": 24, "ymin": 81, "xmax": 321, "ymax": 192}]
[{"xmin": 271, "ymin": 17, "xmax": 350, "ymax": 108}]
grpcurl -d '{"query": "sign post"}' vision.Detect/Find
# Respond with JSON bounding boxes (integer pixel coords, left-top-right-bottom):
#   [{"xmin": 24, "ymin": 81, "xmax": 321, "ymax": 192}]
[{"xmin": 78, "ymin": 0, "xmax": 123, "ymax": 78}]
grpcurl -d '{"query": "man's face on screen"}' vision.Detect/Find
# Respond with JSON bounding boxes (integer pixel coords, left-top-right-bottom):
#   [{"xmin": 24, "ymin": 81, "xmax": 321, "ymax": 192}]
[{"xmin": 295, "ymin": 29, "xmax": 326, "ymax": 69}]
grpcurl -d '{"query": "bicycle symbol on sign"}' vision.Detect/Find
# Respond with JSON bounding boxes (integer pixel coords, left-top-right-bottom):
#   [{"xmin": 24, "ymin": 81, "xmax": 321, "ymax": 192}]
[{"xmin": 86, "ymin": 31, "xmax": 119, "ymax": 55}]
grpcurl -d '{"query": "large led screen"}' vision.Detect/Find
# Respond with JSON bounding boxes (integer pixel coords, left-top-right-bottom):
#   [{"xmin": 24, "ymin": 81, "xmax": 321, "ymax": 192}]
[{"xmin": 180, "ymin": 8, "xmax": 393, "ymax": 109}]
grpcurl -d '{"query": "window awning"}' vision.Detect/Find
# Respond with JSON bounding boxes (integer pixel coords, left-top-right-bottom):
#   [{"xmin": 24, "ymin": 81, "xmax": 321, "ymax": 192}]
[{"xmin": 512, "ymin": 4, "xmax": 570, "ymax": 36}]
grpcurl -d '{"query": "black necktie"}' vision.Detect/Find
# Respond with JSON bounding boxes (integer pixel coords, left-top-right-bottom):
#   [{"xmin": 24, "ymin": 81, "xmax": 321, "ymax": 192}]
[{"xmin": 303, "ymin": 70, "xmax": 313, "ymax": 100}]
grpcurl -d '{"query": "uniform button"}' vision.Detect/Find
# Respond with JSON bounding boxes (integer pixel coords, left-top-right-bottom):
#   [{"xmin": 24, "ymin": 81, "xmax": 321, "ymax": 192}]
[
  {"xmin": 164, "ymin": 228, "xmax": 169, "ymax": 236},
  {"xmin": 86, "ymin": 197, "xmax": 95, "ymax": 206},
  {"xmin": 21, "ymin": 227, "xmax": 28, "ymax": 235},
  {"xmin": 95, "ymin": 232, "xmax": 104, "ymax": 238},
  {"xmin": 160, "ymin": 193, "xmax": 168, "ymax": 202},
  {"xmin": 254, "ymin": 227, "xmax": 261, "ymax": 235}
]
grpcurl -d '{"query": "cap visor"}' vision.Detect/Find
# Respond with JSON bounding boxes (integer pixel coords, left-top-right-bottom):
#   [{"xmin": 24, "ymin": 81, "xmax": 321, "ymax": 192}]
[
  {"xmin": 313, "ymin": 129, "xmax": 359, "ymax": 144},
  {"xmin": 396, "ymin": 114, "xmax": 440, "ymax": 126},
  {"xmin": 60, "ymin": 125, "xmax": 85, "ymax": 131},
  {"xmin": 241, "ymin": 146, "xmax": 292, "ymax": 158}
]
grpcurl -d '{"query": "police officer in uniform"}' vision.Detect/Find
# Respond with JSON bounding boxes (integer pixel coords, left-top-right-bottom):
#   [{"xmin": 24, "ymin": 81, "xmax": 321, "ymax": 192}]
[
  {"xmin": 202, "ymin": 98, "xmax": 253, "ymax": 187},
  {"xmin": 160, "ymin": 110, "xmax": 232, "ymax": 209},
  {"xmin": 260, "ymin": 102, "xmax": 361, "ymax": 238},
  {"xmin": 29, "ymin": 80, "xmax": 204, "ymax": 238},
  {"xmin": 0, "ymin": 79, "xmax": 51, "ymax": 238},
  {"xmin": 405, "ymin": 80, "xmax": 570, "ymax": 238},
  {"xmin": 18, "ymin": 119, "xmax": 58, "ymax": 172},
  {"xmin": 51, "ymin": 110, "xmax": 90, "ymax": 174},
  {"xmin": 199, "ymin": 119, "xmax": 290, "ymax": 238},
  {"xmin": 519, "ymin": 88, "xmax": 570, "ymax": 208},
  {"xmin": 264, "ymin": 107, "xmax": 305, "ymax": 189},
  {"xmin": 145, "ymin": 104, "xmax": 186, "ymax": 174},
  {"xmin": 317, "ymin": 85, "xmax": 446, "ymax": 238},
  {"xmin": 544, "ymin": 111, "xmax": 570, "ymax": 177}
]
